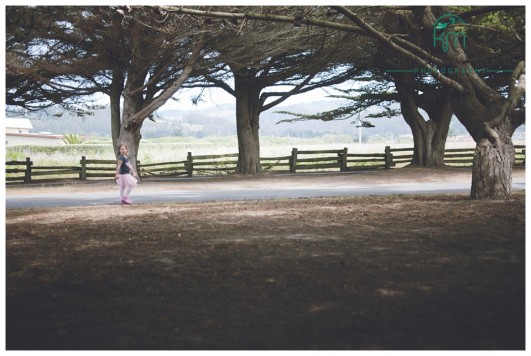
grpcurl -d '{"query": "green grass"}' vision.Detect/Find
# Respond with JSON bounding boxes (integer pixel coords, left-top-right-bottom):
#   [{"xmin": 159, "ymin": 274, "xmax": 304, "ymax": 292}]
[
  {"xmin": 6, "ymin": 135, "xmax": 393, "ymax": 166},
  {"xmin": 6, "ymin": 135, "xmax": 524, "ymax": 175}
]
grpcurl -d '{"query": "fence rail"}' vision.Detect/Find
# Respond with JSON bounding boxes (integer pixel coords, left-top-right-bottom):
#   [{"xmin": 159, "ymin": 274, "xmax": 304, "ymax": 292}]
[{"xmin": 6, "ymin": 145, "xmax": 526, "ymax": 184}]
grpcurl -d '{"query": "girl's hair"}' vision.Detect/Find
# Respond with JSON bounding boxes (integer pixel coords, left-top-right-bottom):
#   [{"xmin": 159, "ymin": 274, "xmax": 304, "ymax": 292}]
[{"xmin": 117, "ymin": 143, "xmax": 128, "ymax": 156}]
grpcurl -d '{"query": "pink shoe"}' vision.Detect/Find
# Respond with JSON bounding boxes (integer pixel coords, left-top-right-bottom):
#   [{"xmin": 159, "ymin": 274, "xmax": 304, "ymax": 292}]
[{"xmin": 123, "ymin": 196, "xmax": 132, "ymax": 205}]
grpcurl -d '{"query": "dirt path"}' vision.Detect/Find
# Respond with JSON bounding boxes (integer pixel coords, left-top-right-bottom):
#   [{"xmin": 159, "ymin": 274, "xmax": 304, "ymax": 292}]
[
  {"xmin": 6, "ymin": 166, "xmax": 488, "ymax": 196},
  {"xmin": 5, "ymin": 167, "xmax": 526, "ymax": 350}
]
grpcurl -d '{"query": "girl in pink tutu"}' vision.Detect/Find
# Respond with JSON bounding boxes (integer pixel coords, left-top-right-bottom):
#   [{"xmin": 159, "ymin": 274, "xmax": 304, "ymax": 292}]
[{"xmin": 114, "ymin": 143, "xmax": 138, "ymax": 205}]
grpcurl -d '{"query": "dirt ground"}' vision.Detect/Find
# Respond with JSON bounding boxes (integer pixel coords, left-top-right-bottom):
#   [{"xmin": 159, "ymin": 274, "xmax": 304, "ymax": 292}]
[
  {"xmin": 5, "ymin": 165, "xmax": 503, "ymax": 196},
  {"xmin": 5, "ymin": 167, "xmax": 526, "ymax": 350}
]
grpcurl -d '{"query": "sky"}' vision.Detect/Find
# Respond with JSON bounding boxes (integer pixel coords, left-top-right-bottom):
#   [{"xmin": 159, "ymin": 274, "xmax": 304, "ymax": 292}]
[{"xmin": 166, "ymin": 84, "xmax": 349, "ymax": 112}]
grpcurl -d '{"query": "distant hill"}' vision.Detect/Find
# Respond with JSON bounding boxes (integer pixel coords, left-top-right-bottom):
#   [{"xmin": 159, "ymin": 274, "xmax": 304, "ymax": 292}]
[
  {"xmin": 148, "ymin": 100, "xmax": 419, "ymax": 139},
  {"xmin": 24, "ymin": 108, "xmax": 112, "ymax": 138},
  {"xmin": 16, "ymin": 99, "xmax": 509, "ymax": 140}
]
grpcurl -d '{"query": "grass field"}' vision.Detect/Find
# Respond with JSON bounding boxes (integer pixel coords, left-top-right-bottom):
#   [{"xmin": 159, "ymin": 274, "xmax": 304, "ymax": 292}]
[{"xmin": 5, "ymin": 134, "xmax": 491, "ymax": 167}]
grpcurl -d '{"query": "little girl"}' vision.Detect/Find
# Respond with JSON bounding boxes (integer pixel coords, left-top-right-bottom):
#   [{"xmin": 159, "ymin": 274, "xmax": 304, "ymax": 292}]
[{"xmin": 115, "ymin": 143, "xmax": 138, "ymax": 205}]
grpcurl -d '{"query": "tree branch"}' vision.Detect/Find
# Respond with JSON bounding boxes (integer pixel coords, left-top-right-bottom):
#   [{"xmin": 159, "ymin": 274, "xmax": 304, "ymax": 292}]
[
  {"xmin": 130, "ymin": 31, "xmax": 207, "ymax": 122},
  {"xmin": 331, "ymin": 6, "xmax": 465, "ymax": 93},
  {"xmin": 508, "ymin": 61, "xmax": 526, "ymax": 109},
  {"xmin": 261, "ymin": 65, "xmax": 365, "ymax": 112},
  {"xmin": 389, "ymin": 35, "xmax": 445, "ymax": 67},
  {"xmin": 199, "ymin": 73, "xmax": 236, "ymax": 97},
  {"xmin": 162, "ymin": 6, "xmax": 466, "ymax": 95},
  {"xmin": 498, "ymin": 61, "xmax": 526, "ymax": 130},
  {"xmin": 457, "ymin": 6, "xmax": 518, "ymax": 20},
  {"xmin": 261, "ymin": 73, "xmax": 317, "ymax": 111},
  {"xmin": 482, "ymin": 61, "xmax": 525, "ymax": 143},
  {"xmin": 163, "ymin": 6, "xmax": 366, "ymax": 35},
  {"xmin": 510, "ymin": 108, "xmax": 525, "ymax": 129}
]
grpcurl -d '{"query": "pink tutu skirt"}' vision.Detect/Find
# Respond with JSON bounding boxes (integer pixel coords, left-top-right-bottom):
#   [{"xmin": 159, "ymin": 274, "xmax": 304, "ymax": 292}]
[{"xmin": 116, "ymin": 173, "xmax": 138, "ymax": 188}]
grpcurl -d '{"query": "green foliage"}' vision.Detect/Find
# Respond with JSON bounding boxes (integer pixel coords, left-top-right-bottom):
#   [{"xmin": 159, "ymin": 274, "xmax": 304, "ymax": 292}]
[
  {"xmin": 6, "ymin": 151, "xmax": 26, "ymax": 162},
  {"xmin": 447, "ymin": 7, "xmax": 525, "ymax": 67},
  {"xmin": 63, "ymin": 133, "xmax": 85, "ymax": 144},
  {"xmin": 7, "ymin": 144, "xmax": 115, "ymax": 158},
  {"xmin": 276, "ymin": 79, "xmax": 400, "ymax": 125}
]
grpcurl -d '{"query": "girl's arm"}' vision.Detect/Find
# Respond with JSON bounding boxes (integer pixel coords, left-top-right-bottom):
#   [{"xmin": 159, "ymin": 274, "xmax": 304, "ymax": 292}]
[
  {"xmin": 115, "ymin": 159, "xmax": 123, "ymax": 179},
  {"xmin": 125, "ymin": 161, "xmax": 137, "ymax": 178},
  {"xmin": 130, "ymin": 164, "xmax": 138, "ymax": 178}
]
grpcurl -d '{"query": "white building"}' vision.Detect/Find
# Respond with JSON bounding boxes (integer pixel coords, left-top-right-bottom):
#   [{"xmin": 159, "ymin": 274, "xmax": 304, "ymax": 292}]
[
  {"xmin": 5, "ymin": 118, "xmax": 33, "ymax": 134},
  {"xmin": 5, "ymin": 118, "xmax": 65, "ymax": 146}
]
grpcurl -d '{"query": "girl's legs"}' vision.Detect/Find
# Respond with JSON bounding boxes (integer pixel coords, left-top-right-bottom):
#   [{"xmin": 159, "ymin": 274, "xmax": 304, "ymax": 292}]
[
  {"xmin": 118, "ymin": 174, "xmax": 136, "ymax": 204},
  {"xmin": 120, "ymin": 185, "xmax": 126, "ymax": 202},
  {"xmin": 118, "ymin": 178, "xmax": 129, "ymax": 204},
  {"xmin": 124, "ymin": 185, "xmax": 134, "ymax": 203}
]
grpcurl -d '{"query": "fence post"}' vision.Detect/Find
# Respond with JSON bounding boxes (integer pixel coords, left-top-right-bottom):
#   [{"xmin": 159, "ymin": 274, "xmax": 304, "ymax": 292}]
[
  {"xmin": 290, "ymin": 148, "xmax": 298, "ymax": 173},
  {"xmin": 384, "ymin": 146, "xmax": 393, "ymax": 169},
  {"xmin": 340, "ymin": 147, "xmax": 348, "ymax": 172},
  {"xmin": 187, "ymin": 152, "xmax": 193, "ymax": 177},
  {"xmin": 24, "ymin": 157, "xmax": 32, "ymax": 183},
  {"xmin": 80, "ymin": 156, "xmax": 87, "ymax": 180}
]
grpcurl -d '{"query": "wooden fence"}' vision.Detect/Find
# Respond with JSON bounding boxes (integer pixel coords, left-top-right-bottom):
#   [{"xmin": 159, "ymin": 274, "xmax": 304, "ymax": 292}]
[{"xmin": 6, "ymin": 145, "xmax": 526, "ymax": 184}]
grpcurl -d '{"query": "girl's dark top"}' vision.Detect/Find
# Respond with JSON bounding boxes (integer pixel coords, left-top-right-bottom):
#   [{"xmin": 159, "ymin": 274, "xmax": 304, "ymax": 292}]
[{"xmin": 118, "ymin": 155, "xmax": 130, "ymax": 175}]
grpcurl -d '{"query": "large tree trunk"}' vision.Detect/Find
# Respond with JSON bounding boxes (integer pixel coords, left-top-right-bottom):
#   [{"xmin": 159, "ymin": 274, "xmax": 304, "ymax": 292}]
[
  {"xmin": 427, "ymin": 108, "xmax": 452, "ymax": 166},
  {"xmin": 423, "ymin": 94, "xmax": 452, "ymax": 166},
  {"xmin": 116, "ymin": 96, "xmax": 143, "ymax": 172},
  {"xmin": 415, "ymin": 7, "xmax": 522, "ymax": 200},
  {"xmin": 110, "ymin": 69, "xmax": 125, "ymax": 148},
  {"xmin": 112, "ymin": 30, "xmax": 205, "ymax": 173},
  {"xmin": 236, "ymin": 120, "xmax": 261, "ymax": 175},
  {"xmin": 471, "ymin": 127, "xmax": 515, "ymax": 200},
  {"xmin": 357, "ymin": 5, "xmax": 523, "ymax": 199},
  {"xmin": 450, "ymin": 90, "xmax": 518, "ymax": 200},
  {"xmin": 400, "ymin": 99, "xmax": 433, "ymax": 166},
  {"xmin": 116, "ymin": 125, "xmax": 142, "ymax": 172},
  {"xmin": 233, "ymin": 72, "xmax": 263, "ymax": 175},
  {"xmin": 110, "ymin": 94, "xmax": 122, "ymax": 149},
  {"xmin": 394, "ymin": 73, "xmax": 452, "ymax": 167}
]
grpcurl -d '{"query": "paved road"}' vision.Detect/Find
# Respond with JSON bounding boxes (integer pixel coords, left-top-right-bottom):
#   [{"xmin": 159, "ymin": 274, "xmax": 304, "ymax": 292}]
[{"xmin": 6, "ymin": 177, "xmax": 526, "ymax": 209}]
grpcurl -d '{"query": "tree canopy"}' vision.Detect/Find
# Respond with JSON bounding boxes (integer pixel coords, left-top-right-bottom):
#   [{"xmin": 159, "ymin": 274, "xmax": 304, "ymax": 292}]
[{"xmin": 6, "ymin": 5, "xmax": 525, "ymax": 198}]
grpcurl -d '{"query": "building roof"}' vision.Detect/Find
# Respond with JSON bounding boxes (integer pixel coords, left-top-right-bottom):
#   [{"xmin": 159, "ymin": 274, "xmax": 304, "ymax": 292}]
[
  {"xmin": 6, "ymin": 132, "xmax": 64, "ymax": 139},
  {"xmin": 5, "ymin": 118, "xmax": 33, "ymax": 130}
]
